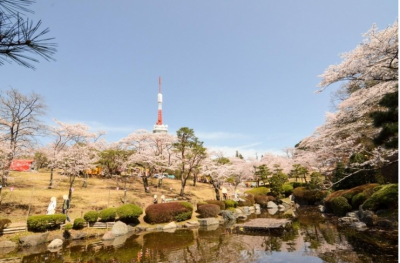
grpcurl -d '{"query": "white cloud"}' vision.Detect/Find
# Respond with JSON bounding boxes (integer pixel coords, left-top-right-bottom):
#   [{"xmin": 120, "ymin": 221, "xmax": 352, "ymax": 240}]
[{"xmin": 196, "ymin": 131, "xmax": 248, "ymax": 140}]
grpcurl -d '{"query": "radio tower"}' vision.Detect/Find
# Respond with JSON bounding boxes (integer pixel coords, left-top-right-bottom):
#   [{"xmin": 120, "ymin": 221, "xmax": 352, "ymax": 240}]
[{"xmin": 153, "ymin": 76, "xmax": 168, "ymax": 133}]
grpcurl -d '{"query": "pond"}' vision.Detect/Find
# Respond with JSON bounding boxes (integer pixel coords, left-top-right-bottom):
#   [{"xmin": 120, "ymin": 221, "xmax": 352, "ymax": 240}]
[{"xmin": 3, "ymin": 207, "xmax": 398, "ymax": 263}]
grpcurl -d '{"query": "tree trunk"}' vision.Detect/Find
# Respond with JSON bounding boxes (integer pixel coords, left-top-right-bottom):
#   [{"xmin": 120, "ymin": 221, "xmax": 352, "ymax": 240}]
[
  {"xmin": 180, "ymin": 179, "xmax": 186, "ymax": 196},
  {"xmin": 49, "ymin": 168, "xmax": 54, "ymax": 189},
  {"xmin": 193, "ymin": 175, "xmax": 197, "ymax": 187},
  {"xmin": 303, "ymin": 174, "xmax": 308, "ymax": 184},
  {"xmin": 212, "ymin": 182, "xmax": 221, "ymax": 200},
  {"xmin": 82, "ymin": 172, "xmax": 88, "ymax": 188},
  {"xmin": 142, "ymin": 177, "xmax": 150, "ymax": 193}
]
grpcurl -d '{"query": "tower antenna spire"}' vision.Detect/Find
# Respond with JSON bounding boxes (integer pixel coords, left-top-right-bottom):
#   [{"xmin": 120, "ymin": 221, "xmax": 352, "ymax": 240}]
[{"xmin": 153, "ymin": 76, "xmax": 168, "ymax": 133}]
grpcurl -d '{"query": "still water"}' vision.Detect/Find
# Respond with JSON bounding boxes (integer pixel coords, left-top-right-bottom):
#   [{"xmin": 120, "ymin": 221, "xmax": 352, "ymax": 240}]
[{"xmin": 6, "ymin": 207, "xmax": 399, "ymax": 263}]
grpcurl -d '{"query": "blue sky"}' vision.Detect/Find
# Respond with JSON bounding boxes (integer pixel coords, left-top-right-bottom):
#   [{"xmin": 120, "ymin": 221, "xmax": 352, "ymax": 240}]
[{"xmin": 1, "ymin": 1, "xmax": 397, "ymax": 158}]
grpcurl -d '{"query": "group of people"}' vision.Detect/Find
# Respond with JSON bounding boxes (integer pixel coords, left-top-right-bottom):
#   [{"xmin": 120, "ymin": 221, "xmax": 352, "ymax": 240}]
[
  {"xmin": 153, "ymin": 194, "xmax": 166, "ymax": 204},
  {"xmin": 46, "ymin": 194, "xmax": 71, "ymax": 222}
]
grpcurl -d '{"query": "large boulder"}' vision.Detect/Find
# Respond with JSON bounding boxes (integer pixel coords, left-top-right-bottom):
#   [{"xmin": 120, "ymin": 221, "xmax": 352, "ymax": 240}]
[
  {"xmin": 220, "ymin": 210, "xmax": 236, "ymax": 221},
  {"xmin": 112, "ymin": 221, "xmax": 128, "ymax": 237},
  {"xmin": 0, "ymin": 240, "xmax": 17, "ymax": 248},
  {"xmin": 163, "ymin": 222, "xmax": 177, "ymax": 231},
  {"xmin": 48, "ymin": 239, "xmax": 63, "ymax": 249},
  {"xmin": 184, "ymin": 221, "xmax": 199, "ymax": 229},
  {"xmin": 102, "ymin": 231, "xmax": 115, "ymax": 241},
  {"xmin": 19, "ymin": 232, "xmax": 49, "ymax": 247},
  {"xmin": 267, "ymin": 201, "xmax": 277, "ymax": 209},
  {"xmin": 198, "ymin": 218, "xmax": 219, "ymax": 226}
]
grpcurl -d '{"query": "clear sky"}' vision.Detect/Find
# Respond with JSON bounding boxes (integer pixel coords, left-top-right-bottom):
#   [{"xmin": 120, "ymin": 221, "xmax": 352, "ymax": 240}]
[{"xmin": 1, "ymin": 1, "xmax": 398, "ymax": 159}]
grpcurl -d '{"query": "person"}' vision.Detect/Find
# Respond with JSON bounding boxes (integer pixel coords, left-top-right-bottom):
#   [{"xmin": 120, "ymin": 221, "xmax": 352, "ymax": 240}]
[
  {"xmin": 62, "ymin": 194, "xmax": 70, "ymax": 222},
  {"xmin": 153, "ymin": 195, "xmax": 158, "ymax": 204},
  {"xmin": 221, "ymin": 187, "xmax": 228, "ymax": 200},
  {"xmin": 161, "ymin": 195, "xmax": 165, "ymax": 203},
  {"xmin": 47, "ymin": 196, "xmax": 56, "ymax": 215}
]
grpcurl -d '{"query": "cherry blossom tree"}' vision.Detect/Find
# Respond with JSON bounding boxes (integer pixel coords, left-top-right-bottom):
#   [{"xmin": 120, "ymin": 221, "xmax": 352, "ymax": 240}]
[
  {"xmin": 118, "ymin": 129, "xmax": 176, "ymax": 193},
  {"xmin": 299, "ymin": 21, "xmax": 398, "ymax": 188},
  {"xmin": 203, "ymin": 151, "xmax": 233, "ymax": 200}
]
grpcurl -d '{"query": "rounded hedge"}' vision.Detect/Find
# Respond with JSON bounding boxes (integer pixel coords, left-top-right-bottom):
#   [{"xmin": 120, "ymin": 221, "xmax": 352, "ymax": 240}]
[
  {"xmin": 73, "ymin": 218, "xmax": 86, "ymax": 230},
  {"xmin": 224, "ymin": 199, "xmax": 237, "ymax": 208},
  {"xmin": 64, "ymin": 223, "xmax": 73, "ymax": 231},
  {"xmin": 144, "ymin": 202, "xmax": 193, "ymax": 224},
  {"xmin": 237, "ymin": 193, "xmax": 255, "ymax": 207},
  {"xmin": 254, "ymin": 195, "xmax": 275, "ymax": 208},
  {"xmin": 99, "ymin": 208, "xmax": 117, "ymax": 222},
  {"xmin": 362, "ymin": 184, "xmax": 398, "ymax": 211},
  {"xmin": 116, "ymin": 204, "xmax": 143, "ymax": 223},
  {"xmin": 83, "ymin": 210, "xmax": 99, "ymax": 224},
  {"xmin": 331, "ymin": 196, "xmax": 352, "ymax": 216},
  {"xmin": 197, "ymin": 204, "xmax": 220, "ymax": 218},
  {"xmin": 204, "ymin": 200, "xmax": 225, "ymax": 210},
  {"xmin": 245, "ymin": 187, "xmax": 269, "ymax": 196},
  {"xmin": 282, "ymin": 183, "xmax": 294, "ymax": 197}
]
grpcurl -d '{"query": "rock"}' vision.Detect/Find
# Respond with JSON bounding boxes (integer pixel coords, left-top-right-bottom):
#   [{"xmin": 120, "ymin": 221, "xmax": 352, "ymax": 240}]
[
  {"xmin": 102, "ymin": 231, "xmax": 115, "ymax": 241},
  {"xmin": 267, "ymin": 207, "xmax": 278, "ymax": 215},
  {"xmin": 47, "ymin": 239, "xmax": 63, "ymax": 249},
  {"xmin": 19, "ymin": 232, "xmax": 49, "ymax": 247},
  {"xmin": 254, "ymin": 204, "xmax": 261, "ymax": 211},
  {"xmin": 267, "ymin": 201, "xmax": 277, "ymax": 209},
  {"xmin": 236, "ymin": 214, "xmax": 247, "ymax": 220},
  {"xmin": 220, "ymin": 210, "xmax": 236, "ymax": 221},
  {"xmin": 198, "ymin": 218, "xmax": 219, "ymax": 226},
  {"xmin": 318, "ymin": 205, "xmax": 325, "ymax": 213},
  {"xmin": 163, "ymin": 222, "xmax": 177, "ymax": 231},
  {"xmin": 351, "ymin": 222, "xmax": 367, "ymax": 230},
  {"xmin": 184, "ymin": 221, "xmax": 199, "ymax": 229},
  {"xmin": 360, "ymin": 210, "xmax": 377, "ymax": 227},
  {"xmin": 235, "ymin": 208, "xmax": 243, "ymax": 214},
  {"xmin": 111, "ymin": 221, "xmax": 128, "ymax": 237},
  {"xmin": 339, "ymin": 217, "xmax": 359, "ymax": 224},
  {"xmin": 0, "ymin": 240, "xmax": 17, "ymax": 248},
  {"xmin": 70, "ymin": 232, "xmax": 87, "ymax": 240},
  {"xmin": 199, "ymin": 224, "xmax": 219, "ymax": 231}
]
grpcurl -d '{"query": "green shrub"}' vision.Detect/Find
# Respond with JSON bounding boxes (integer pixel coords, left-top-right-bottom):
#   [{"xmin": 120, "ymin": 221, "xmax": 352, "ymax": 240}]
[
  {"xmin": 224, "ymin": 199, "xmax": 237, "ymax": 208},
  {"xmin": 144, "ymin": 202, "xmax": 193, "ymax": 224},
  {"xmin": 64, "ymin": 223, "xmax": 73, "ymax": 231},
  {"xmin": 98, "ymin": 208, "xmax": 117, "ymax": 222},
  {"xmin": 245, "ymin": 187, "xmax": 270, "ymax": 196},
  {"xmin": 27, "ymin": 214, "xmax": 67, "ymax": 232},
  {"xmin": 205, "ymin": 200, "xmax": 225, "ymax": 210},
  {"xmin": 351, "ymin": 192, "xmax": 367, "ymax": 209},
  {"xmin": 282, "ymin": 184, "xmax": 294, "ymax": 197},
  {"xmin": 362, "ymin": 184, "xmax": 398, "ymax": 211},
  {"xmin": 331, "ymin": 197, "xmax": 352, "ymax": 216},
  {"xmin": 197, "ymin": 204, "xmax": 220, "ymax": 218},
  {"xmin": 116, "ymin": 204, "xmax": 143, "ymax": 223},
  {"xmin": 254, "ymin": 195, "xmax": 275, "ymax": 208},
  {"xmin": 73, "ymin": 218, "xmax": 85, "ymax": 230},
  {"xmin": 290, "ymin": 182, "xmax": 306, "ymax": 189},
  {"xmin": 0, "ymin": 219, "xmax": 11, "ymax": 230},
  {"xmin": 83, "ymin": 210, "xmax": 99, "ymax": 224},
  {"xmin": 324, "ymin": 183, "xmax": 380, "ymax": 212}
]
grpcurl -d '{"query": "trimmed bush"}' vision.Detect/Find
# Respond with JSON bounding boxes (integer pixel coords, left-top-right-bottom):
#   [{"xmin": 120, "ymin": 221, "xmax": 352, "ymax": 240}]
[
  {"xmin": 27, "ymin": 214, "xmax": 67, "ymax": 232},
  {"xmin": 98, "ymin": 208, "xmax": 117, "ymax": 222},
  {"xmin": 290, "ymin": 182, "xmax": 306, "ymax": 189},
  {"xmin": 292, "ymin": 187, "xmax": 327, "ymax": 205},
  {"xmin": 196, "ymin": 201, "xmax": 207, "ymax": 210},
  {"xmin": 351, "ymin": 192, "xmax": 367, "ymax": 209},
  {"xmin": 324, "ymin": 183, "xmax": 380, "ymax": 212},
  {"xmin": 64, "ymin": 223, "xmax": 73, "ymax": 231},
  {"xmin": 197, "ymin": 204, "xmax": 220, "ymax": 218},
  {"xmin": 205, "ymin": 200, "xmax": 225, "ymax": 210},
  {"xmin": 362, "ymin": 184, "xmax": 398, "ymax": 211},
  {"xmin": 254, "ymin": 195, "xmax": 276, "ymax": 208},
  {"xmin": 116, "ymin": 204, "xmax": 143, "ymax": 223},
  {"xmin": 331, "ymin": 196, "xmax": 352, "ymax": 216},
  {"xmin": 245, "ymin": 187, "xmax": 270, "ymax": 196},
  {"xmin": 144, "ymin": 202, "xmax": 193, "ymax": 224},
  {"xmin": 237, "ymin": 193, "xmax": 255, "ymax": 207},
  {"xmin": 282, "ymin": 183, "xmax": 294, "ymax": 197},
  {"xmin": 73, "ymin": 218, "xmax": 85, "ymax": 230},
  {"xmin": 83, "ymin": 210, "xmax": 99, "ymax": 224},
  {"xmin": 224, "ymin": 199, "xmax": 237, "ymax": 208}
]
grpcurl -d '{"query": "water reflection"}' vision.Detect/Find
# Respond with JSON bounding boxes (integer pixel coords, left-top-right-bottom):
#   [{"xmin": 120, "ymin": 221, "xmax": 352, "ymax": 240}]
[{"xmin": 7, "ymin": 207, "xmax": 398, "ymax": 262}]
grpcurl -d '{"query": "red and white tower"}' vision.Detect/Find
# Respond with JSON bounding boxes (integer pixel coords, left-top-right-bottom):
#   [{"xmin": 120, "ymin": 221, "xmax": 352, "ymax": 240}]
[{"xmin": 153, "ymin": 76, "xmax": 168, "ymax": 133}]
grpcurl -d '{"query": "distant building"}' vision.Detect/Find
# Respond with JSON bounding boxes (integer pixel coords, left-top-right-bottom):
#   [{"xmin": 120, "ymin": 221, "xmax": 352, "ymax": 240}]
[
  {"xmin": 10, "ymin": 159, "xmax": 35, "ymax": 172},
  {"xmin": 153, "ymin": 76, "xmax": 168, "ymax": 134}
]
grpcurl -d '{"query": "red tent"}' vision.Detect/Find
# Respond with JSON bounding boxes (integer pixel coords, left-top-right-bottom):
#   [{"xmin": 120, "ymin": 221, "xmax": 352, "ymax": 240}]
[{"xmin": 10, "ymin": 159, "xmax": 34, "ymax": 172}]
